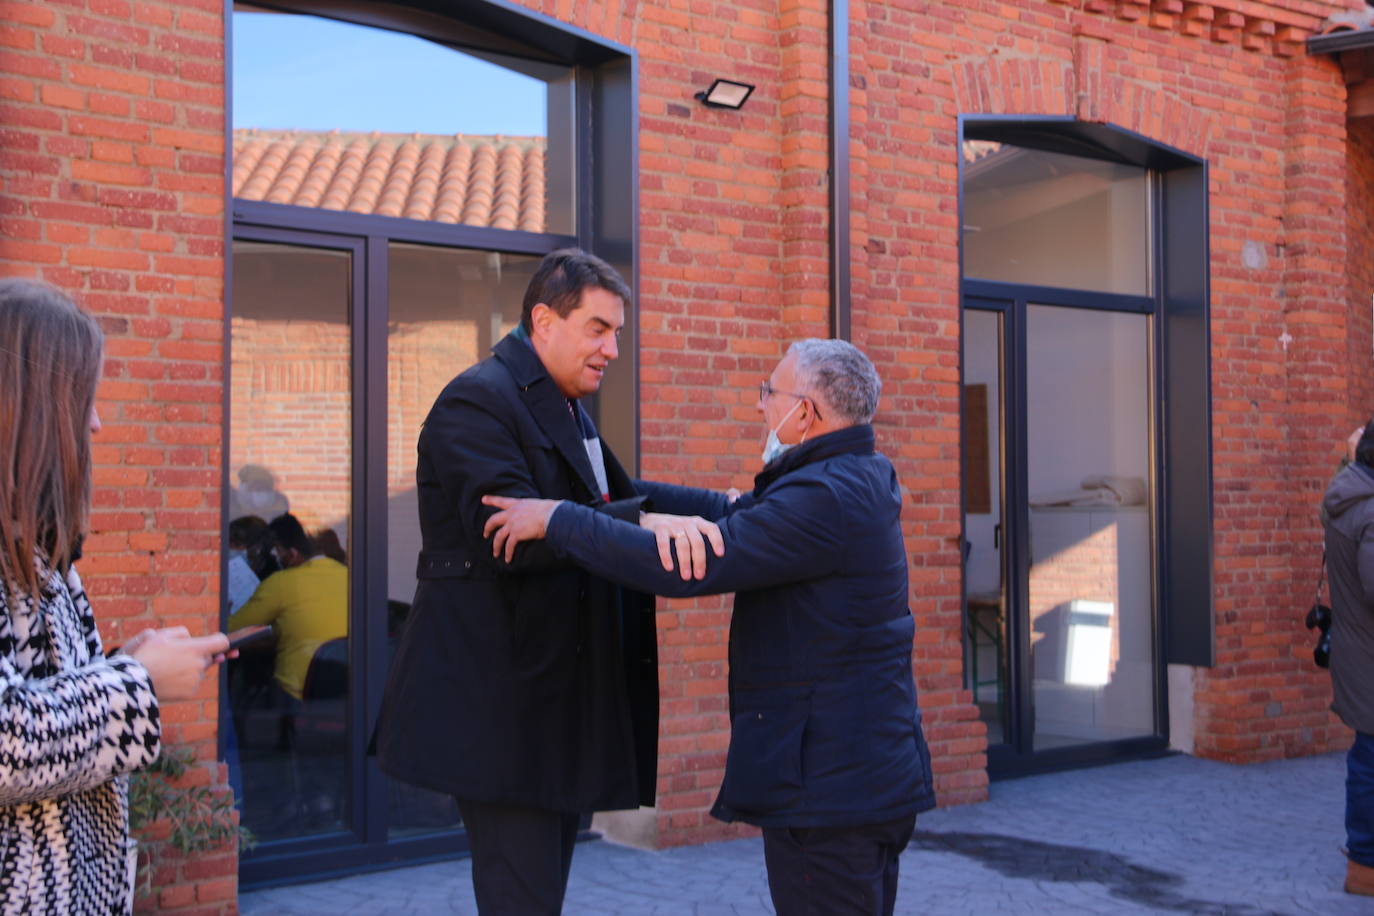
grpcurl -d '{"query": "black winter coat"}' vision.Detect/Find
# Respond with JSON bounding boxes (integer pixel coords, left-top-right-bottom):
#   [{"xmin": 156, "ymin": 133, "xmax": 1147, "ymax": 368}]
[
  {"xmin": 547, "ymin": 425, "xmax": 936, "ymax": 828},
  {"xmin": 373, "ymin": 334, "xmax": 658, "ymax": 813}
]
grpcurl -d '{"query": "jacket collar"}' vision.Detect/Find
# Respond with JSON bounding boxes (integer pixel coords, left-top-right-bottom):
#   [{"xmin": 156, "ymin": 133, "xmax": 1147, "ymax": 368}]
[
  {"xmin": 493, "ymin": 329, "xmax": 550, "ymax": 388},
  {"xmin": 492, "ymin": 333, "xmax": 602, "ymax": 501},
  {"xmin": 752, "ymin": 424, "xmax": 876, "ymax": 494}
]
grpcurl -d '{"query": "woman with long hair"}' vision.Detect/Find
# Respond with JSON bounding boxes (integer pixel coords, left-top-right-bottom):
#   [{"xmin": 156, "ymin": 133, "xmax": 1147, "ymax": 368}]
[{"xmin": 0, "ymin": 277, "xmax": 228, "ymax": 913}]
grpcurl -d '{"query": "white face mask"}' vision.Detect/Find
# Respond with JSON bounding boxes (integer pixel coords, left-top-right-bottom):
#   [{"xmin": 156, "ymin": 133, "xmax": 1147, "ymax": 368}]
[{"xmin": 761, "ymin": 398, "xmax": 804, "ymax": 465}]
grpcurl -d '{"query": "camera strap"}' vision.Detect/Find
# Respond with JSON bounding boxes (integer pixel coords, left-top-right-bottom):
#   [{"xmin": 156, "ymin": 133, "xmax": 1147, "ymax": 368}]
[{"xmin": 1314, "ymin": 547, "xmax": 1327, "ymax": 606}]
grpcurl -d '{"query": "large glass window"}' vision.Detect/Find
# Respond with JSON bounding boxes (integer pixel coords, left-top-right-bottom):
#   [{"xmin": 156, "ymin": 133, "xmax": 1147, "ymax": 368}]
[
  {"xmin": 228, "ymin": 0, "xmax": 634, "ymax": 886},
  {"xmin": 963, "ymin": 143, "xmax": 1150, "ymax": 295},
  {"xmin": 231, "ymin": 4, "xmax": 573, "ymax": 233}
]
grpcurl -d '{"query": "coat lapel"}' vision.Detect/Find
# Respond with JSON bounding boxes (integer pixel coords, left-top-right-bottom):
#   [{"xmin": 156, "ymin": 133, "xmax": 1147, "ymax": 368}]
[{"xmin": 493, "ymin": 334, "xmax": 602, "ymax": 502}]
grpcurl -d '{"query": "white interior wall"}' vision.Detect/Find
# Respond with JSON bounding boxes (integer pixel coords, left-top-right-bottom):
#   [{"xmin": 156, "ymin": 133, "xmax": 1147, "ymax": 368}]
[{"xmin": 1026, "ymin": 306, "xmax": 1150, "ymax": 498}]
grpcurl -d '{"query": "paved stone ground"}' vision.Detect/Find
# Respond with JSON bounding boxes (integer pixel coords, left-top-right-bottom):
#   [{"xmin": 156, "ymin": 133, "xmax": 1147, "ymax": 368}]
[{"xmin": 239, "ymin": 751, "xmax": 1370, "ymax": 914}]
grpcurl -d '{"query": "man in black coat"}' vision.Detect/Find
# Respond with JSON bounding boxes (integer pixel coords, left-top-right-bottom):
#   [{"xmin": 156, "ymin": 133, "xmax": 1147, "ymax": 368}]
[
  {"xmin": 373, "ymin": 249, "xmax": 660, "ymax": 914},
  {"xmin": 484, "ymin": 339, "xmax": 936, "ymax": 916}
]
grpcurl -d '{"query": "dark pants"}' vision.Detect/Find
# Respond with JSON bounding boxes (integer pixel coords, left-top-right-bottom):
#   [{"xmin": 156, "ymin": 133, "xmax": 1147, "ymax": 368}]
[
  {"xmin": 456, "ymin": 798, "xmax": 581, "ymax": 915},
  {"xmin": 1349, "ymin": 731, "xmax": 1374, "ymax": 867},
  {"xmin": 761, "ymin": 814, "xmax": 916, "ymax": 916}
]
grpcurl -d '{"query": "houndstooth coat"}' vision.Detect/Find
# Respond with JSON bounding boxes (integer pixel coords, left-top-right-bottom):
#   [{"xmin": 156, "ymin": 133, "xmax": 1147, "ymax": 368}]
[{"xmin": 0, "ymin": 559, "xmax": 160, "ymax": 915}]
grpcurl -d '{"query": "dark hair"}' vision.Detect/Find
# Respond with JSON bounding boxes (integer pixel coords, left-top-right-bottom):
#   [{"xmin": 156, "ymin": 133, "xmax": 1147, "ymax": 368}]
[
  {"xmin": 314, "ymin": 528, "xmax": 346, "ymax": 564},
  {"xmin": 0, "ymin": 278, "xmax": 103, "ymax": 596},
  {"xmin": 519, "ymin": 248, "xmax": 631, "ymax": 333},
  {"xmin": 228, "ymin": 514, "xmax": 268, "ymax": 549},
  {"xmin": 230, "ymin": 515, "xmax": 278, "ymax": 578},
  {"xmin": 268, "ymin": 513, "xmax": 315, "ymax": 558},
  {"xmin": 1357, "ymin": 417, "xmax": 1374, "ymax": 470}
]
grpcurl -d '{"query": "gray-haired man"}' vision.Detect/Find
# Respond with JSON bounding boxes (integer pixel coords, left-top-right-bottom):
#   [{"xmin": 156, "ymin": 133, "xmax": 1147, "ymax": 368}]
[{"xmin": 484, "ymin": 339, "xmax": 936, "ymax": 915}]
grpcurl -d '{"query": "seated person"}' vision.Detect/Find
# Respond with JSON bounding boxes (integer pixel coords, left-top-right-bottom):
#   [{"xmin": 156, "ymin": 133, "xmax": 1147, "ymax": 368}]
[
  {"xmin": 229, "ymin": 513, "xmax": 348, "ymax": 702},
  {"xmin": 226, "ymin": 515, "xmax": 267, "ymax": 615}
]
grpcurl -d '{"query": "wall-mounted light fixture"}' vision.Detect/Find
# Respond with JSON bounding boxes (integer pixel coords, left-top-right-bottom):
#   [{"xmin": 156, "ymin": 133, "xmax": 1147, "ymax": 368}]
[{"xmin": 694, "ymin": 78, "xmax": 754, "ymax": 110}]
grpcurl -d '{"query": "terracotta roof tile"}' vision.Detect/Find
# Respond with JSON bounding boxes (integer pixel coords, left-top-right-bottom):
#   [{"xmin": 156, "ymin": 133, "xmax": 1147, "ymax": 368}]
[
  {"xmin": 1317, "ymin": 9, "xmax": 1374, "ymax": 36},
  {"xmin": 962, "ymin": 140, "xmax": 1001, "ymax": 164},
  {"xmin": 232, "ymin": 129, "xmax": 547, "ymax": 232}
]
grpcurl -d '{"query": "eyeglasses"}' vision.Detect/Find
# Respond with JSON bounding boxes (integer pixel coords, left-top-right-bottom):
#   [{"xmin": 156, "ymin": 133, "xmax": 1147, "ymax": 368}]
[{"xmin": 759, "ymin": 380, "xmax": 822, "ymax": 420}]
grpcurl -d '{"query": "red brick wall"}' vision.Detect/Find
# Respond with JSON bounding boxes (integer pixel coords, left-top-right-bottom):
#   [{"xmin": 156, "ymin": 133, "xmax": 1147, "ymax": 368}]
[
  {"xmin": 633, "ymin": 0, "xmax": 804, "ymax": 844},
  {"xmin": 1191, "ymin": 50, "xmax": 1352, "ymax": 762},
  {"xmin": 0, "ymin": 0, "xmax": 232, "ymax": 911},
  {"xmin": 1348, "ymin": 116, "xmax": 1374, "ymax": 441}
]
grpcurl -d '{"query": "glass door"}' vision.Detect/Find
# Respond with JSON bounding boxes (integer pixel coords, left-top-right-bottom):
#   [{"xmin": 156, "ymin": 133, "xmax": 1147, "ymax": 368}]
[
  {"xmin": 226, "ymin": 227, "xmax": 564, "ymax": 883},
  {"xmin": 962, "ymin": 306, "xmax": 1009, "ymax": 746},
  {"xmin": 964, "ymin": 292, "xmax": 1165, "ymax": 774},
  {"xmin": 1025, "ymin": 303, "xmax": 1155, "ymax": 752}
]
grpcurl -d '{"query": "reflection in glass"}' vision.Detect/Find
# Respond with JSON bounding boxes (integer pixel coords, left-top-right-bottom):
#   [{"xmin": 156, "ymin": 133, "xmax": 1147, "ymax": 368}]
[
  {"xmin": 227, "ymin": 241, "xmax": 352, "ymax": 841},
  {"xmin": 385, "ymin": 244, "xmax": 541, "ymax": 837},
  {"xmin": 1025, "ymin": 305, "xmax": 1154, "ymax": 750},
  {"xmin": 231, "ymin": 5, "xmax": 571, "ymax": 233},
  {"xmin": 962, "ymin": 143, "xmax": 1150, "ymax": 295},
  {"xmin": 962, "ymin": 309, "xmax": 1008, "ymax": 745}
]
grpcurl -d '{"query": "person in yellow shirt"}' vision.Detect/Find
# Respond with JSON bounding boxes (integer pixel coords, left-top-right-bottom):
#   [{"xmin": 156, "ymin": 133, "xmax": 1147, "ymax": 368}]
[{"xmin": 229, "ymin": 514, "xmax": 348, "ymax": 701}]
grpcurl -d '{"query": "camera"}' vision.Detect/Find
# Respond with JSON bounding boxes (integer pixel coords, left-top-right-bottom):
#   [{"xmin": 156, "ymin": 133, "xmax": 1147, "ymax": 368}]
[{"xmin": 1305, "ymin": 602, "xmax": 1332, "ymax": 669}]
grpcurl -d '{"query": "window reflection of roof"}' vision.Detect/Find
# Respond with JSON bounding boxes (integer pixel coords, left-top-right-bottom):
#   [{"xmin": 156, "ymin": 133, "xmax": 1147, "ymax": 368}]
[
  {"xmin": 232, "ymin": 129, "xmax": 548, "ymax": 231},
  {"xmin": 961, "ymin": 140, "xmax": 1003, "ymax": 164},
  {"xmin": 962, "ymin": 143, "xmax": 1038, "ymax": 185}
]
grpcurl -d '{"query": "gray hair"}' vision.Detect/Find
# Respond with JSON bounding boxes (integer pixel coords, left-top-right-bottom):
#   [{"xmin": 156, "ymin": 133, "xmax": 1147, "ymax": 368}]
[{"xmin": 787, "ymin": 338, "xmax": 881, "ymax": 425}]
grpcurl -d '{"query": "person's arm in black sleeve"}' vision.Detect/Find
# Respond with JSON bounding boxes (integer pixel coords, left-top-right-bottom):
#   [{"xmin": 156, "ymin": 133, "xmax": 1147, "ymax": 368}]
[
  {"xmin": 427, "ymin": 384, "xmax": 644, "ymax": 573},
  {"xmin": 634, "ymin": 479, "xmax": 740, "ymax": 519},
  {"xmin": 546, "ymin": 476, "xmax": 842, "ymax": 597}
]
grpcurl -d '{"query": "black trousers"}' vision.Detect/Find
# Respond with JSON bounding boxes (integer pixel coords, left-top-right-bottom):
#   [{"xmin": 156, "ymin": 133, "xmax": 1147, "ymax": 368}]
[
  {"xmin": 761, "ymin": 814, "xmax": 917, "ymax": 916},
  {"xmin": 456, "ymin": 798, "xmax": 581, "ymax": 915}
]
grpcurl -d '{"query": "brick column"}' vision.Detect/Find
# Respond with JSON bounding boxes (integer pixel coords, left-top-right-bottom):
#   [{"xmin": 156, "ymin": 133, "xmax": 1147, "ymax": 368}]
[
  {"xmin": 0, "ymin": 0, "xmax": 233, "ymax": 911},
  {"xmin": 633, "ymin": 0, "xmax": 793, "ymax": 847},
  {"xmin": 777, "ymin": 0, "xmax": 831, "ymax": 337},
  {"xmin": 1194, "ymin": 52, "xmax": 1352, "ymax": 763}
]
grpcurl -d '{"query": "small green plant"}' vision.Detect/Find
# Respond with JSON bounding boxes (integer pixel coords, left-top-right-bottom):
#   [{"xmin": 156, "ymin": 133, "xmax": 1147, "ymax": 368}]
[{"xmin": 127, "ymin": 747, "xmax": 255, "ymax": 898}]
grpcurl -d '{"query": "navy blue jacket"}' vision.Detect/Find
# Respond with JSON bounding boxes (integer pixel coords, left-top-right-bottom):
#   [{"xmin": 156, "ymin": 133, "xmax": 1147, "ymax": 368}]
[{"xmin": 548, "ymin": 424, "xmax": 936, "ymax": 828}]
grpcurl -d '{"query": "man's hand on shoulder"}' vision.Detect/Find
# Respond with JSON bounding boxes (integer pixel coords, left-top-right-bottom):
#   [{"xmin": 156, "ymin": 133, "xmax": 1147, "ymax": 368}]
[
  {"xmin": 482, "ymin": 495, "xmax": 563, "ymax": 562},
  {"xmin": 639, "ymin": 513, "xmax": 725, "ymax": 581}
]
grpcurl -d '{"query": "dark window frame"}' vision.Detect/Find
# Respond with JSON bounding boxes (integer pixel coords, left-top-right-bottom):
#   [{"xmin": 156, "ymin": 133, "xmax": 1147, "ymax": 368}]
[
  {"xmin": 957, "ymin": 116, "xmax": 1212, "ymax": 778},
  {"xmin": 222, "ymin": 0, "xmax": 636, "ymax": 888}
]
